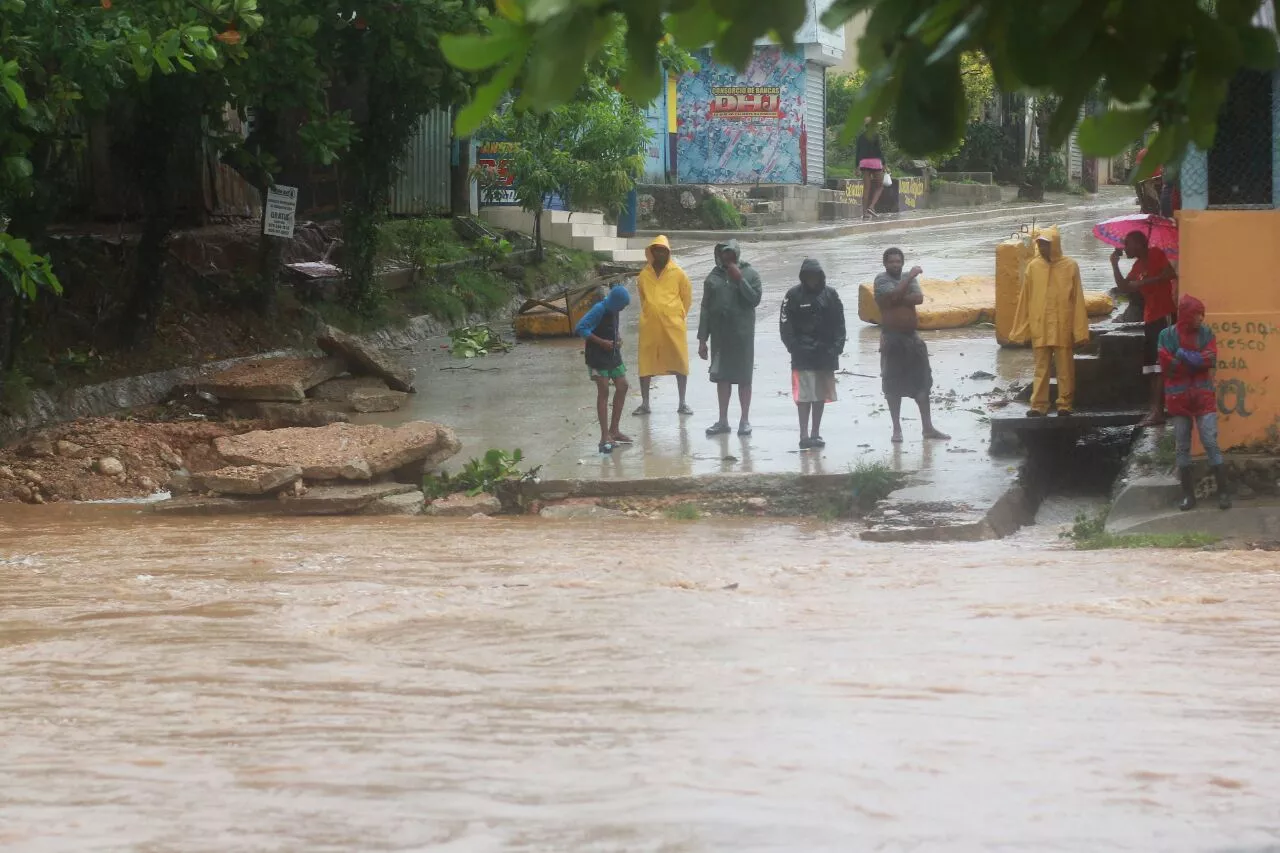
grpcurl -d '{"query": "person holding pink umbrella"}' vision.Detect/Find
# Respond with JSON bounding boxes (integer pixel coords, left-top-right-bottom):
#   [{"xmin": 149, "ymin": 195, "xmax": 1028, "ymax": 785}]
[{"xmin": 1111, "ymin": 230, "xmax": 1178, "ymax": 426}]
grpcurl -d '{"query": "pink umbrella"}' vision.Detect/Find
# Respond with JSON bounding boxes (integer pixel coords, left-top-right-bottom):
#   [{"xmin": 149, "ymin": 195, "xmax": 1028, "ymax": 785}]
[{"xmin": 1093, "ymin": 214, "xmax": 1179, "ymax": 259}]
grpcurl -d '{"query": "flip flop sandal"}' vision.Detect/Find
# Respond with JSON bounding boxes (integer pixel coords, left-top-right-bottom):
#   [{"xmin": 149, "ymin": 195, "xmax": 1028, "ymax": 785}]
[
  {"xmin": 632, "ymin": 405, "xmax": 651, "ymax": 416},
  {"xmin": 737, "ymin": 423, "xmax": 753, "ymax": 436},
  {"xmin": 706, "ymin": 422, "xmax": 732, "ymax": 436},
  {"xmin": 811, "ymin": 436, "xmax": 827, "ymax": 448},
  {"xmin": 598, "ymin": 442, "xmax": 615, "ymax": 454},
  {"xmin": 678, "ymin": 404, "xmax": 695, "ymax": 416},
  {"xmin": 611, "ymin": 435, "xmax": 634, "ymax": 444}
]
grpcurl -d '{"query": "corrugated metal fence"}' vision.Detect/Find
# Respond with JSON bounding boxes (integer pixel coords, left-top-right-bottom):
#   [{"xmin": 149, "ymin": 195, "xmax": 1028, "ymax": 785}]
[{"xmin": 389, "ymin": 109, "xmax": 453, "ymax": 215}]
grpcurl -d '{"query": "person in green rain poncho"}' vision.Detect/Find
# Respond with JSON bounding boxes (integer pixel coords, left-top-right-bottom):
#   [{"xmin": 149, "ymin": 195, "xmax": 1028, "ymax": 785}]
[{"xmin": 697, "ymin": 240, "xmax": 763, "ymax": 437}]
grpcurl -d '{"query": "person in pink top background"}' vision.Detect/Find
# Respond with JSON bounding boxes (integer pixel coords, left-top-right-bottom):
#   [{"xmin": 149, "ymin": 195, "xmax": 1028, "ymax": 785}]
[{"xmin": 855, "ymin": 119, "xmax": 886, "ymax": 220}]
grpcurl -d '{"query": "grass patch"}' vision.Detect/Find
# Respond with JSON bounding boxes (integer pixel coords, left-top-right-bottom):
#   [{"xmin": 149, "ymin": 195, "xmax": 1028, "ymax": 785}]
[
  {"xmin": 664, "ymin": 502, "xmax": 701, "ymax": 521},
  {"xmin": 313, "ymin": 298, "xmax": 397, "ymax": 335},
  {"xmin": 398, "ymin": 267, "xmax": 515, "ymax": 326},
  {"xmin": 1133, "ymin": 432, "xmax": 1178, "ymax": 472},
  {"xmin": 849, "ymin": 460, "xmax": 907, "ymax": 512},
  {"xmin": 827, "ymin": 162, "xmax": 856, "ymax": 180},
  {"xmin": 1062, "ymin": 508, "xmax": 1219, "ymax": 551},
  {"xmin": 523, "ymin": 247, "xmax": 598, "ymax": 295}
]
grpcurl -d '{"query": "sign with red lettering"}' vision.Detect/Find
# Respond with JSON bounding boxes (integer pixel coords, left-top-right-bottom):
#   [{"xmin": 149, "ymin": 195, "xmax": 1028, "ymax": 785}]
[
  {"xmin": 709, "ymin": 85, "xmax": 782, "ymax": 120},
  {"xmin": 476, "ymin": 141, "xmax": 518, "ymax": 204}
]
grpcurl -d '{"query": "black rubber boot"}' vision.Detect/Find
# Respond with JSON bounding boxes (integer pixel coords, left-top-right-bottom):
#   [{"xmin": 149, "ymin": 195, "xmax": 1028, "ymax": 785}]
[
  {"xmin": 1179, "ymin": 467, "xmax": 1197, "ymax": 512},
  {"xmin": 1214, "ymin": 465, "xmax": 1233, "ymax": 511}
]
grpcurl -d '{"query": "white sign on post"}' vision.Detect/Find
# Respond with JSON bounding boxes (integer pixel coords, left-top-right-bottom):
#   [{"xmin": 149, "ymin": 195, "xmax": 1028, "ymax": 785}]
[{"xmin": 263, "ymin": 184, "xmax": 298, "ymax": 238}]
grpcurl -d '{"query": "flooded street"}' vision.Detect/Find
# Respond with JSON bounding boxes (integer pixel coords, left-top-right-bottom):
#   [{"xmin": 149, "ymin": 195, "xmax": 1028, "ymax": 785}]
[
  {"xmin": 366, "ymin": 192, "xmax": 1138, "ymax": 513},
  {"xmin": 4, "ymin": 511, "xmax": 1280, "ymax": 851}
]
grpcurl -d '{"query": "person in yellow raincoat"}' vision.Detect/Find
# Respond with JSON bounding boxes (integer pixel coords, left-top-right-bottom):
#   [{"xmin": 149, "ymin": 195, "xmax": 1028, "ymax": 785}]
[
  {"xmin": 634, "ymin": 235, "xmax": 694, "ymax": 416},
  {"xmin": 1011, "ymin": 226, "xmax": 1090, "ymax": 416}
]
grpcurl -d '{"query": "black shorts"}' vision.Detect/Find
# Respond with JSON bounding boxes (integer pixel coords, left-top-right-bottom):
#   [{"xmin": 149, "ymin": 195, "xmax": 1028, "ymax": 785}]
[{"xmin": 1143, "ymin": 317, "xmax": 1171, "ymax": 375}]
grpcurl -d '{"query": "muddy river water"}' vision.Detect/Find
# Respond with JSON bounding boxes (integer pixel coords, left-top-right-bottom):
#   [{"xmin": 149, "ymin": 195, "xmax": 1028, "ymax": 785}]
[{"xmin": 3, "ymin": 511, "xmax": 1279, "ymax": 851}]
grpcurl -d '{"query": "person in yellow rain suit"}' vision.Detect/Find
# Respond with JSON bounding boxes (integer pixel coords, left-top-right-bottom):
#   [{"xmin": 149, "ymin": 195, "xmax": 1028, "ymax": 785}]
[
  {"xmin": 634, "ymin": 234, "xmax": 694, "ymax": 416},
  {"xmin": 1011, "ymin": 226, "xmax": 1090, "ymax": 417}
]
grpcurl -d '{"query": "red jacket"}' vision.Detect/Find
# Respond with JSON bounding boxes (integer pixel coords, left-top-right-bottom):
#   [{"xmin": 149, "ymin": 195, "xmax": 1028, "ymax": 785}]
[{"xmin": 1158, "ymin": 323, "xmax": 1218, "ymax": 418}]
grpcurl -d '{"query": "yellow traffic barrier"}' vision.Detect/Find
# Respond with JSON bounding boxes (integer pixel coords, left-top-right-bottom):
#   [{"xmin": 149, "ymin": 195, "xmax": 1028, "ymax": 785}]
[{"xmin": 858, "ymin": 274, "xmax": 1113, "ymax": 332}]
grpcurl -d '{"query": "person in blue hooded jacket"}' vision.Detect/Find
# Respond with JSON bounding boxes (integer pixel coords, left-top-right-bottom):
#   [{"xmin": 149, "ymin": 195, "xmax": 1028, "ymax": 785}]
[{"xmin": 575, "ymin": 284, "xmax": 634, "ymax": 453}]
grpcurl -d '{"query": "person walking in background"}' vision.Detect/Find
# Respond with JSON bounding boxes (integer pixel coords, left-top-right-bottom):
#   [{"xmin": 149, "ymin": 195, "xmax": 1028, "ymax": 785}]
[
  {"xmin": 575, "ymin": 284, "xmax": 633, "ymax": 454},
  {"xmin": 634, "ymin": 235, "xmax": 694, "ymax": 417},
  {"xmin": 1112, "ymin": 230, "xmax": 1178, "ymax": 426},
  {"xmin": 780, "ymin": 259, "xmax": 845, "ymax": 450},
  {"xmin": 874, "ymin": 248, "xmax": 950, "ymax": 443},
  {"xmin": 699, "ymin": 240, "xmax": 762, "ymax": 437},
  {"xmin": 1159, "ymin": 295, "xmax": 1231, "ymax": 512},
  {"xmin": 1012, "ymin": 227, "xmax": 1090, "ymax": 417},
  {"xmin": 855, "ymin": 119, "xmax": 886, "ymax": 220}
]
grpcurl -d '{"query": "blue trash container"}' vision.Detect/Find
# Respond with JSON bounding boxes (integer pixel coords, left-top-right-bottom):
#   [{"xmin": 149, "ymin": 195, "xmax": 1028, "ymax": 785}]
[{"xmin": 617, "ymin": 189, "xmax": 639, "ymax": 238}]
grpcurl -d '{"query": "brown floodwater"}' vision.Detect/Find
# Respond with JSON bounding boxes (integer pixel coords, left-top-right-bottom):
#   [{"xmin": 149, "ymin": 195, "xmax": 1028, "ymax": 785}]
[{"xmin": 2, "ymin": 509, "xmax": 1279, "ymax": 851}]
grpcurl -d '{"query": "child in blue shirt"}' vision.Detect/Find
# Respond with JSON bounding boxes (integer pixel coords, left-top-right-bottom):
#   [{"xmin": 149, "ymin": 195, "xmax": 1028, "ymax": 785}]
[{"xmin": 575, "ymin": 284, "xmax": 633, "ymax": 453}]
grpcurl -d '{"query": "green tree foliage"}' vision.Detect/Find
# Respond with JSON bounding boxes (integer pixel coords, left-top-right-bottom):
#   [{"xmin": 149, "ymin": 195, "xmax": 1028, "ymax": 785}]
[
  {"xmin": 475, "ymin": 97, "xmax": 649, "ymax": 259},
  {"xmin": 472, "ymin": 30, "xmax": 660, "ymax": 259},
  {"xmin": 442, "ymin": 0, "xmax": 1279, "ymax": 176},
  {"xmin": 827, "ymin": 52, "xmax": 993, "ymax": 172},
  {"xmin": 330, "ymin": 0, "xmax": 479, "ymax": 315},
  {"xmin": 0, "ymin": 0, "xmax": 255, "ymax": 363}
]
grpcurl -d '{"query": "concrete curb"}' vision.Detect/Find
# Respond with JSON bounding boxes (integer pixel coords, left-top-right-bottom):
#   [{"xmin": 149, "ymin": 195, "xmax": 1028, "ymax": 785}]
[
  {"xmin": 635, "ymin": 203, "xmax": 1069, "ymax": 244},
  {"xmin": 529, "ymin": 472, "xmax": 854, "ymax": 500}
]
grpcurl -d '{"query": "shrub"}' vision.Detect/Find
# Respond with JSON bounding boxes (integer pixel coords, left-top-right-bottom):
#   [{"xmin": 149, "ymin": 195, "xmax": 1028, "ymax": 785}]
[
  {"xmin": 699, "ymin": 196, "xmax": 743, "ymax": 230},
  {"xmin": 380, "ymin": 218, "xmax": 471, "ymax": 268},
  {"xmin": 940, "ymin": 120, "xmax": 1021, "ymax": 182}
]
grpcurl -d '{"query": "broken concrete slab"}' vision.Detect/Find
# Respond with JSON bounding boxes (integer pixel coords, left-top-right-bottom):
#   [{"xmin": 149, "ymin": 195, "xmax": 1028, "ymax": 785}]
[
  {"xmin": 152, "ymin": 495, "xmax": 287, "ymax": 517},
  {"xmin": 197, "ymin": 464, "xmax": 303, "ymax": 496},
  {"xmin": 278, "ymin": 482, "xmax": 418, "ymax": 515},
  {"xmin": 225, "ymin": 401, "xmax": 351, "ymax": 427},
  {"xmin": 350, "ymin": 388, "xmax": 408, "ymax": 413},
  {"xmin": 391, "ymin": 443, "xmax": 468, "ymax": 484},
  {"xmin": 425, "ymin": 492, "xmax": 502, "ymax": 517},
  {"xmin": 362, "ymin": 490, "xmax": 426, "ymax": 516},
  {"xmin": 309, "ymin": 377, "xmax": 390, "ymax": 404},
  {"xmin": 317, "ymin": 324, "xmax": 415, "ymax": 393},
  {"xmin": 213, "ymin": 421, "xmax": 461, "ymax": 481},
  {"xmin": 539, "ymin": 502, "xmax": 626, "ymax": 520},
  {"xmin": 201, "ymin": 357, "xmax": 345, "ymax": 402}
]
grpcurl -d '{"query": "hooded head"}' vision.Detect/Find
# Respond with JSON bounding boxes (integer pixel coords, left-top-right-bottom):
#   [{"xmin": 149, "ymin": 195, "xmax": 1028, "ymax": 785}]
[
  {"xmin": 1177, "ymin": 294, "xmax": 1205, "ymax": 334},
  {"xmin": 604, "ymin": 284, "xmax": 631, "ymax": 312},
  {"xmin": 1036, "ymin": 226, "xmax": 1064, "ymax": 263},
  {"xmin": 646, "ymin": 235, "xmax": 672, "ymax": 271},
  {"xmin": 719, "ymin": 239, "xmax": 742, "ymax": 267},
  {"xmin": 799, "ymin": 257, "xmax": 825, "ymax": 293}
]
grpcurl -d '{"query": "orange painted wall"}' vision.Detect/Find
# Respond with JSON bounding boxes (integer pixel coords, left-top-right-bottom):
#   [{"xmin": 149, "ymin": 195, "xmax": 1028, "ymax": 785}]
[{"xmin": 1177, "ymin": 209, "xmax": 1280, "ymax": 449}]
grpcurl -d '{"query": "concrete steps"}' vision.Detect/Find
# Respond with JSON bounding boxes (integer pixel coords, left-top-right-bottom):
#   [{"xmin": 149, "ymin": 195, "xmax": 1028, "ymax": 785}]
[{"xmin": 479, "ymin": 207, "xmax": 639, "ymax": 264}]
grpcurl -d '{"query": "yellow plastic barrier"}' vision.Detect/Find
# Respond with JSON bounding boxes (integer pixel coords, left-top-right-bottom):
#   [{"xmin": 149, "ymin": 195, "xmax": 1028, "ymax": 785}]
[
  {"xmin": 996, "ymin": 236, "xmax": 1038, "ymax": 345},
  {"xmin": 858, "ymin": 274, "xmax": 1113, "ymax": 332}
]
